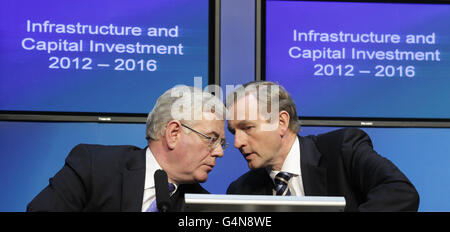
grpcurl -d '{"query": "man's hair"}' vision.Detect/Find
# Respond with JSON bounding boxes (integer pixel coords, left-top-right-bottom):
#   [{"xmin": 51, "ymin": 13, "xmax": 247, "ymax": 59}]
[
  {"xmin": 146, "ymin": 85, "xmax": 225, "ymax": 141},
  {"xmin": 226, "ymin": 81, "xmax": 300, "ymax": 134}
]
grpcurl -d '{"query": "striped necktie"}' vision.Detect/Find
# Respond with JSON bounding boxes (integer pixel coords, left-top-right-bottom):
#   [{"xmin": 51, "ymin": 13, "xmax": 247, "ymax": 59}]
[{"xmin": 274, "ymin": 172, "xmax": 293, "ymax": 196}]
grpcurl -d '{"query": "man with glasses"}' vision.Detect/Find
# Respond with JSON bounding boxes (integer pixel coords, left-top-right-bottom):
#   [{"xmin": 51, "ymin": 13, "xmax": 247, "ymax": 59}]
[{"xmin": 27, "ymin": 85, "xmax": 227, "ymax": 212}]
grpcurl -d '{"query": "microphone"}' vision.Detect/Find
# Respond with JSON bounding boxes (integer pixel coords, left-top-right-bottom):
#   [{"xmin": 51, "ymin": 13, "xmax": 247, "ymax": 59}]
[{"xmin": 154, "ymin": 169, "xmax": 171, "ymax": 212}]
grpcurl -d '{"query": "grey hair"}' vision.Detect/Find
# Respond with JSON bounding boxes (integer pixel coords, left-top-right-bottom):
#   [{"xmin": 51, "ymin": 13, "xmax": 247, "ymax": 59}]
[
  {"xmin": 226, "ymin": 81, "xmax": 300, "ymax": 134},
  {"xmin": 146, "ymin": 85, "xmax": 225, "ymax": 141}
]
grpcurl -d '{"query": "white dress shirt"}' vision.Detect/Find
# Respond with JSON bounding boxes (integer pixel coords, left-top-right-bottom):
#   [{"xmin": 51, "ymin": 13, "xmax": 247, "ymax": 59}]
[
  {"xmin": 141, "ymin": 147, "xmax": 178, "ymax": 212},
  {"xmin": 267, "ymin": 137, "xmax": 305, "ymax": 196}
]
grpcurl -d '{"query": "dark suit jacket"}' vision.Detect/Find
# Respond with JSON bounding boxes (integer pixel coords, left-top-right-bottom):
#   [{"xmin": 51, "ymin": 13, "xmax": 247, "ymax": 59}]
[
  {"xmin": 227, "ymin": 128, "xmax": 420, "ymax": 212},
  {"xmin": 27, "ymin": 144, "xmax": 208, "ymax": 212}
]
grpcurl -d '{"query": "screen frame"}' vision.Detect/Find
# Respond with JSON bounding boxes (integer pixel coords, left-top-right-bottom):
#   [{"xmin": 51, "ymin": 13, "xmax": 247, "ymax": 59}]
[
  {"xmin": 256, "ymin": 0, "xmax": 450, "ymax": 128},
  {"xmin": 0, "ymin": 0, "xmax": 221, "ymax": 123}
]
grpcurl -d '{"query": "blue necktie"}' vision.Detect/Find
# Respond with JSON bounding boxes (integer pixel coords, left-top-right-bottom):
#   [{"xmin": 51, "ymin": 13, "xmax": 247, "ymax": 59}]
[
  {"xmin": 274, "ymin": 172, "xmax": 293, "ymax": 196},
  {"xmin": 147, "ymin": 183, "xmax": 176, "ymax": 212}
]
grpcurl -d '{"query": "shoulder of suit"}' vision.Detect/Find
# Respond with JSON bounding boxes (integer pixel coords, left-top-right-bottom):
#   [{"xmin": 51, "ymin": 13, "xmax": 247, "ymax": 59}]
[
  {"xmin": 74, "ymin": 143, "xmax": 142, "ymax": 151},
  {"xmin": 71, "ymin": 144, "xmax": 143, "ymax": 157},
  {"xmin": 67, "ymin": 144, "xmax": 145, "ymax": 168},
  {"xmin": 232, "ymin": 168, "xmax": 268, "ymax": 185},
  {"xmin": 304, "ymin": 128, "xmax": 368, "ymax": 143},
  {"xmin": 301, "ymin": 127, "xmax": 371, "ymax": 151},
  {"xmin": 179, "ymin": 183, "xmax": 210, "ymax": 194},
  {"xmin": 306, "ymin": 128, "xmax": 373, "ymax": 159},
  {"xmin": 317, "ymin": 128, "xmax": 366, "ymax": 138}
]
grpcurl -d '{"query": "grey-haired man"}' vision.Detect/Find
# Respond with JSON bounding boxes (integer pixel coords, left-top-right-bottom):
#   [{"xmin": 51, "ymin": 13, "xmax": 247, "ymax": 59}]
[{"xmin": 27, "ymin": 86, "xmax": 227, "ymax": 212}]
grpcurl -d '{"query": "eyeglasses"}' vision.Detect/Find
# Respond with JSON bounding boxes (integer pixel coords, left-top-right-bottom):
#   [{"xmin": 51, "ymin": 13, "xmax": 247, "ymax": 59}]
[{"xmin": 181, "ymin": 123, "xmax": 228, "ymax": 150}]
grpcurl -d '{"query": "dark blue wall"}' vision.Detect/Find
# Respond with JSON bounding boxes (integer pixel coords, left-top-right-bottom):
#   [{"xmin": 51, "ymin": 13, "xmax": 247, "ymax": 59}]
[{"xmin": 0, "ymin": 122, "xmax": 147, "ymax": 211}]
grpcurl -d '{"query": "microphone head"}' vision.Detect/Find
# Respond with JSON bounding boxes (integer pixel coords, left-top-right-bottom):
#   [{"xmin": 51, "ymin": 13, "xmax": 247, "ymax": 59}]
[{"xmin": 154, "ymin": 169, "xmax": 171, "ymax": 212}]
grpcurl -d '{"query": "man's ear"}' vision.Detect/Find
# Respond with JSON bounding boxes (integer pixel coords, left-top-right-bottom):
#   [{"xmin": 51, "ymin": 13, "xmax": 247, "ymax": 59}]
[
  {"xmin": 165, "ymin": 120, "xmax": 182, "ymax": 150},
  {"xmin": 278, "ymin": 111, "xmax": 290, "ymax": 136}
]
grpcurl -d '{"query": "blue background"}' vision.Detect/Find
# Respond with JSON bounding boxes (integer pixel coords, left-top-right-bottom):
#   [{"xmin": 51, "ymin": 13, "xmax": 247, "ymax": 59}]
[
  {"xmin": 1, "ymin": 121, "xmax": 449, "ymax": 212},
  {"xmin": 266, "ymin": 1, "xmax": 450, "ymax": 119},
  {"xmin": 0, "ymin": 0, "xmax": 449, "ymax": 212},
  {"xmin": 0, "ymin": 0, "xmax": 209, "ymax": 113}
]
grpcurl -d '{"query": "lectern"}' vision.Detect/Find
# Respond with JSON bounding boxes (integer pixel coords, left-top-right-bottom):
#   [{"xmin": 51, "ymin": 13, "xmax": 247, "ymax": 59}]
[{"xmin": 184, "ymin": 194, "xmax": 345, "ymax": 212}]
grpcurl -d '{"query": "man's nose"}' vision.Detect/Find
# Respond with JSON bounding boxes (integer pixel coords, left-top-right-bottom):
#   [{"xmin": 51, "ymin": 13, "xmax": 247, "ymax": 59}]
[
  {"xmin": 234, "ymin": 130, "xmax": 246, "ymax": 149},
  {"xmin": 211, "ymin": 144, "xmax": 224, "ymax": 158}
]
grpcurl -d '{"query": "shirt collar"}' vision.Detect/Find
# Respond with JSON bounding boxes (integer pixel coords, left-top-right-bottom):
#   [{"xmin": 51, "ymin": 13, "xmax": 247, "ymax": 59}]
[
  {"xmin": 144, "ymin": 147, "xmax": 178, "ymax": 193},
  {"xmin": 267, "ymin": 136, "xmax": 301, "ymax": 179}
]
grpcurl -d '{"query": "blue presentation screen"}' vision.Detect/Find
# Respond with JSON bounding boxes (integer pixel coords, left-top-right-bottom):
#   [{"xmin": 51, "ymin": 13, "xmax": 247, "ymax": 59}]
[
  {"xmin": 265, "ymin": 0, "xmax": 450, "ymax": 119},
  {"xmin": 0, "ymin": 0, "xmax": 210, "ymax": 114}
]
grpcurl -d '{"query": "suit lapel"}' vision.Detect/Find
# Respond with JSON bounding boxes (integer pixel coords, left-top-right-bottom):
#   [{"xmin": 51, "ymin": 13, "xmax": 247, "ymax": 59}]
[
  {"xmin": 299, "ymin": 136, "xmax": 328, "ymax": 196},
  {"xmin": 248, "ymin": 169, "xmax": 274, "ymax": 195},
  {"xmin": 121, "ymin": 149, "xmax": 146, "ymax": 212},
  {"xmin": 261, "ymin": 172, "xmax": 275, "ymax": 195}
]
